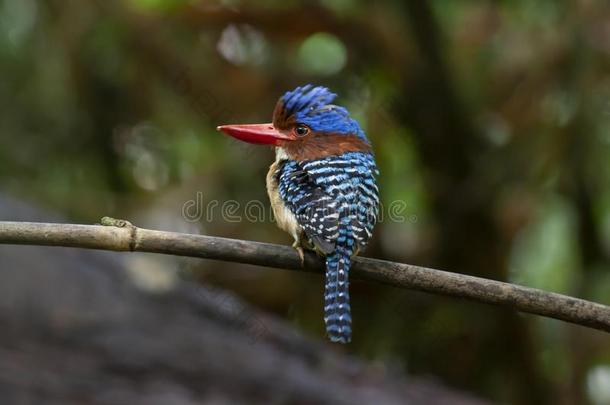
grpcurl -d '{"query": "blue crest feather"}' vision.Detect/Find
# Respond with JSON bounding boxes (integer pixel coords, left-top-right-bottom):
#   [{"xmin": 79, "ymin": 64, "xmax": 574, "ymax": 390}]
[{"xmin": 278, "ymin": 85, "xmax": 368, "ymax": 142}]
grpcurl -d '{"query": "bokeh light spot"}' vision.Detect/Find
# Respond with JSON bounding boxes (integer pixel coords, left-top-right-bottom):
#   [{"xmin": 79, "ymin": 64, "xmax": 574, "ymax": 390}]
[
  {"xmin": 296, "ymin": 32, "xmax": 347, "ymax": 76},
  {"xmin": 217, "ymin": 24, "xmax": 269, "ymax": 66},
  {"xmin": 588, "ymin": 366, "xmax": 610, "ymax": 405}
]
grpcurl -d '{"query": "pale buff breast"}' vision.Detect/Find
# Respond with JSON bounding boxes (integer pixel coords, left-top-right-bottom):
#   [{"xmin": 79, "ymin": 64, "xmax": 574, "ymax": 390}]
[{"xmin": 266, "ymin": 149, "xmax": 301, "ymax": 244}]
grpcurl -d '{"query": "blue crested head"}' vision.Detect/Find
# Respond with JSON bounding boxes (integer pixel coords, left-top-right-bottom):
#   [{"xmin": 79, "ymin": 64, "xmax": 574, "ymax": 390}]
[{"xmin": 274, "ymin": 84, "xmax": 368, "ymax": 143}]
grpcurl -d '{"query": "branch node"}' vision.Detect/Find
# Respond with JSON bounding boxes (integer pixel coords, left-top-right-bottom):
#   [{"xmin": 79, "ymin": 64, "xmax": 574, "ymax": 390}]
[{"xmin": 100, "ymin": 216, "xmax": 138, "ymax": 251}]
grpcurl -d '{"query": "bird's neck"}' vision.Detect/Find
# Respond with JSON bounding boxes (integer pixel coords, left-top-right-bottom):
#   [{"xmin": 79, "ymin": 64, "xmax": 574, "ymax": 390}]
[{"xmin": 277, "ymin": 133, "xmax": 371, "ymax": 161}]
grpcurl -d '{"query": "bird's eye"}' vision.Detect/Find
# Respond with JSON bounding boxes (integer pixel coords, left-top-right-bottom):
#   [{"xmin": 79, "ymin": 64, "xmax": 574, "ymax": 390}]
[{"xmin": 294, "ymin": 125, "xmax": 310, "ymax": 137}]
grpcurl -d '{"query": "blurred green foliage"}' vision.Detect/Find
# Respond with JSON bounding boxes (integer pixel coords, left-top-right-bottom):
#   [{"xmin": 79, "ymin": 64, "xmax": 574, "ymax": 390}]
[{"xmin": 2, "ymin": 0, "xmax": 610, "ymax": 403}]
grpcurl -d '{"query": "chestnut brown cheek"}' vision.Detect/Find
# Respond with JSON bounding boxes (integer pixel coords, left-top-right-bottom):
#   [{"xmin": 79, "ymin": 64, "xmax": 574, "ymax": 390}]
[{"xmin": 278, "ymin": 134, "xmax": 372, "ymax": 161}]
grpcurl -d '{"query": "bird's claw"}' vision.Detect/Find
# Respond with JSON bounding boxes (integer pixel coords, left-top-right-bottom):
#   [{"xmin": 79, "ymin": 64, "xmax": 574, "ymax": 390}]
[{"xmin": 292, "ymin": 242, "xmax": 305, "ymax": 267}]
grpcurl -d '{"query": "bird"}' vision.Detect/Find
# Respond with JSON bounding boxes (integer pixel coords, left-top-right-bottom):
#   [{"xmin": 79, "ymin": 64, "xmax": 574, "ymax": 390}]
[{"xmin": 217, "ymin": 85, "xmax": 379, "ymax": 343}]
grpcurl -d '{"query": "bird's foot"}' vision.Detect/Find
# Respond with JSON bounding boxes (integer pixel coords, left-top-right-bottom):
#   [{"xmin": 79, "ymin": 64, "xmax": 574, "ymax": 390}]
[{"xmin": 292, "ymin": 241, "xmax": 305, "ymax": 267}]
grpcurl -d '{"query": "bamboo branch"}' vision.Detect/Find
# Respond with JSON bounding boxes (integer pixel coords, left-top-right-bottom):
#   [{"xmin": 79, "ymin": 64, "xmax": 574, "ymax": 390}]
[{"xmin": 1, "ymin": 219, "xmax": 609, "ymax": 333}]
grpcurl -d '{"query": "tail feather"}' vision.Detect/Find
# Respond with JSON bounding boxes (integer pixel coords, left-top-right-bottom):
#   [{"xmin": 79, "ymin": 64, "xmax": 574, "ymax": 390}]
[{"xmin": 324, "ymin": 246, "xmax": 352, "ymax": 343}]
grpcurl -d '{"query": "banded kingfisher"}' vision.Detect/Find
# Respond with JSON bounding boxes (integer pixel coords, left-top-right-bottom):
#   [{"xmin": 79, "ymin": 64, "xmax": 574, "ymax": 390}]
[{"xmin": 217, "ymin": 85, "xmax": 379, "ymax": 343}]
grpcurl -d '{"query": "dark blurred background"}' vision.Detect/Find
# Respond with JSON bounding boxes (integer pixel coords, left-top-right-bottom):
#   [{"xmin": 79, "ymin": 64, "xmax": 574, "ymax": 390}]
[{"xmin": 1, "ymin": 0, "xmax": 610, "ymax": 403}]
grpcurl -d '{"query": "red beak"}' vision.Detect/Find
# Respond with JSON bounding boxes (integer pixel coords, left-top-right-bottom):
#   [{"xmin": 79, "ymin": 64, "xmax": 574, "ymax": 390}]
[{"xmin": 216, "ymin": 123, "xmax": 294, "ymax": 146}]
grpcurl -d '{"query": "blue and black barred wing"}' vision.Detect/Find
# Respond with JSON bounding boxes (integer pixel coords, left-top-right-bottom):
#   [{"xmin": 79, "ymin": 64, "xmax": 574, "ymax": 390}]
[
  {"xmin": 301, "ymin": 152, "xmax": 379, "ymax": 252},
  {"xmin": 277, "ymin": 152, "xmax": 379, "ymax": 253},
  {"xmin": 277, "ymin": 160, "xmax": 340, "ymax": 255}
]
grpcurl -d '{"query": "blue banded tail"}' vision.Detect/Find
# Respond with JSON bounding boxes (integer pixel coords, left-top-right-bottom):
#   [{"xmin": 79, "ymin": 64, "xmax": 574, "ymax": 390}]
[{"xmin": 324, "ymin": 246, "xmax": 352, "ymax": 343}]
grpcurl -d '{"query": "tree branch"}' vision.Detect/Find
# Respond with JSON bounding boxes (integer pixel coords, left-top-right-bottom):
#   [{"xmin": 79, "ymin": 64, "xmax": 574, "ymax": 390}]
[{"xmin": 1, "ymin": 219, "xmax": 609, "ymax": 334}]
